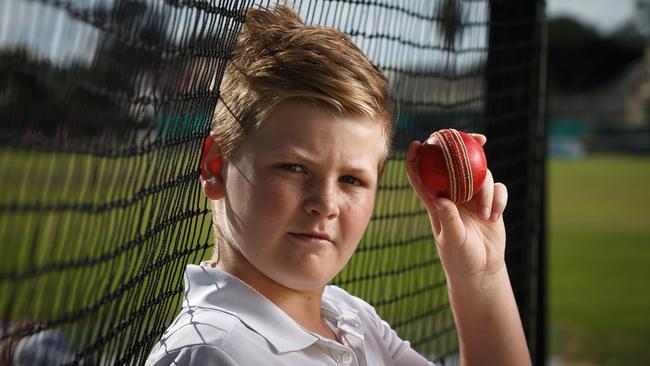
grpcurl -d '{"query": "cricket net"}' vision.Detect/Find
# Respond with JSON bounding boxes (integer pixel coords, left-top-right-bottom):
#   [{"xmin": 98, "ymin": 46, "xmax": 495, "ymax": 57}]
[{"xmin": 0, "ymin": 0, "xmax": 546, "ymax": 364}]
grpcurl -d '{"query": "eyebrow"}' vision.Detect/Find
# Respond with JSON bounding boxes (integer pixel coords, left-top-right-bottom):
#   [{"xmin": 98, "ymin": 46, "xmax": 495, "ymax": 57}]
[
  {"xmin": 267, "ymin": 147, "xmax": 317, "ymax": 164},
  {"xmin": 266, "ymin": 148, "xmax": 375, "ymax": 177}
]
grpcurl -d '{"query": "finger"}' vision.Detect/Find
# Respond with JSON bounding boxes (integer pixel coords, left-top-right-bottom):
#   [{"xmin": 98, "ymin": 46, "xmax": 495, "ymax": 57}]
[
  {"xmin": 490, "ymin": 182, "xmax": 508, "ymax": 222},
  {"xmin": 405, "ymin": 141, "xmax": 441, "ymax": 233},
  {"xmin": 471, "ymin": 169, "xmax": 494, "ymax": 220},
  {"xmin": 406, "ymin": 140, "xmax": 420, "ymax": 164},
  {"xmin": 469, "ymin": 133, "xmax": 487, "ymax": 146},
  {"xmin": 432, "ymin": 197, "xmax": 466, "ymax": 248},
  {"xmin": 405, "ymin": 141, "xmax": 429, "ymax": 200}
]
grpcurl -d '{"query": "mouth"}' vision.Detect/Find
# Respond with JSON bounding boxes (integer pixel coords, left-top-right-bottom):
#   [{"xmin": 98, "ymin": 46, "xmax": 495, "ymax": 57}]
[{"xmin": 288, "ymin": 232, "xmax": 333, "ymax": 245}]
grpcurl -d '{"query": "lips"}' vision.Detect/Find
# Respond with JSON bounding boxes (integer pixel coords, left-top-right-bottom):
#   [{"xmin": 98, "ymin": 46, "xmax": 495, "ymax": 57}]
[{"xmin": 289, "ymin": 231, "xmax": 332, "ymax": 244}]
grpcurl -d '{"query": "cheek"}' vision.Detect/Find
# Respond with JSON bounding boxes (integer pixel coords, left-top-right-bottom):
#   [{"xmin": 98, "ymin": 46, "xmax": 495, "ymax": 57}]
[
  {"xmin": 242, "ymin": 174, "xmax": 301, "ymax": 229},
  {"xmin": 342, "ymin": 192, "xmax": 375, "ymax": 237},
  {"xmin": 357, "ymin": 189, "xmax": 376, "ymax": 216},
  {"xmin": 225, "ymin": 168, "xmax": 286, "ymax": 234},
  {"xmin": 253, "ymin": 174, "xmax": 299, "ymax": 204}
]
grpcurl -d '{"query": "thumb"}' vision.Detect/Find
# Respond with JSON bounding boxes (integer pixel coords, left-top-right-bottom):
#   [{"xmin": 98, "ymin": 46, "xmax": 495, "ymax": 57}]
[{"xmin": 432, "ymin": 198, "xmax": 466, "ymax": 248}]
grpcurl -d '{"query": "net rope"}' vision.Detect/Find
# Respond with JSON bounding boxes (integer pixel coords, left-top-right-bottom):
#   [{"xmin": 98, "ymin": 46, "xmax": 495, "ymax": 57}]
[{"xmin": 0, "ymin": 0, "xmax": 545, "ymax": 364}]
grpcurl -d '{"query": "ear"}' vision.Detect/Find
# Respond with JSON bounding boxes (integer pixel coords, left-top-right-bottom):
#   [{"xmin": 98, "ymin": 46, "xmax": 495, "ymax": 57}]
[{"xmin": 200, "ymin": 135, "xmax": 225, "ymax": 200}]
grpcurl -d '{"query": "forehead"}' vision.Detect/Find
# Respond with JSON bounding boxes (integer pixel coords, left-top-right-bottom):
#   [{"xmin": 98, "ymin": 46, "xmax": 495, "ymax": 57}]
[{"xmin": 239, "ymin": 101, "xmax": 387, "ymax": 167}]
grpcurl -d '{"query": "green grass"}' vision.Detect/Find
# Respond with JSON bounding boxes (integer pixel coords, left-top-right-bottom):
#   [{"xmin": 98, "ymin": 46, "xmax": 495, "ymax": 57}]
[
  {"xmin": 0, "ymin": 148, "xmax": 455, "ymax": 358},
  {"xmin": 548, "ymin": 155, "xmax": 650, "ymax": 365},
  {"xmin": 7, "ymin": 148, "xmax": 649, "ymax": 363},
  {"xmin": 0, "ymin": 146, "xmax": 213, "ymax": 355}
]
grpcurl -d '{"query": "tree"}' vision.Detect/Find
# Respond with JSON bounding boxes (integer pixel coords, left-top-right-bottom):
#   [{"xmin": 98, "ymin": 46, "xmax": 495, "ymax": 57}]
[
  {"xmin": 436, "ymin": 0, "xmax": 465, "ymax": 51},
  {"xmin": 547, "ymin": 17, "xmax": 645, "ymax": 92}
]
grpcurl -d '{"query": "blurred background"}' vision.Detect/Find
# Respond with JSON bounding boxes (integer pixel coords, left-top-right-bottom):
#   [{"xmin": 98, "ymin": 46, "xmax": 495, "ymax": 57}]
[
  {"xmin": 0, "ymin": 0, "xmax": 648, "ymax": 364},
  {"xmin": 545, "ymin": 0, "xmax": 650, "ymax": 365}
]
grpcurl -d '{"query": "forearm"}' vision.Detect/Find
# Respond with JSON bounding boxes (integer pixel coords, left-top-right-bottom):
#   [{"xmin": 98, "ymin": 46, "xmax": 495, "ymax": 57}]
[{"xmin": 446, "ymin": 267, "xmax": 531, "ymax": 366}]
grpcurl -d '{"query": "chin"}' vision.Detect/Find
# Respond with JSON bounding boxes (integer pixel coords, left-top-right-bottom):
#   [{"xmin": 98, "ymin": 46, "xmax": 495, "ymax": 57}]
[
  {"xmin": 268, "ymin": 254, "xmax": 343, "ymax": 290},
  {"xmin": 276, "ymin": 268, "xmax": 334, "ymax": 291}
]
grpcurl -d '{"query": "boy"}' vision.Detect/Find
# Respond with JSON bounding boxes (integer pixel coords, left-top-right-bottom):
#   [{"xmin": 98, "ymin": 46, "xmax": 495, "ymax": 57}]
[{"xmin": 146, "ymin": 4, "xmax": 531, "ymax": 366}]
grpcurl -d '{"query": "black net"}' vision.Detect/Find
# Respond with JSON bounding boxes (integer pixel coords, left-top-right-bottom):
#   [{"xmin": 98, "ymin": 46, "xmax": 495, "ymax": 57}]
[{"xmin": 0, "ymin": 0, "xmax": 546, "ymax": 365}]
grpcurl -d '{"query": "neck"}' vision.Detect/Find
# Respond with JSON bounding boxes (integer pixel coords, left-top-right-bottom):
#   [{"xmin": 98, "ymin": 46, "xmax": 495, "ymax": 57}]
[{"xmin": 213, "ymin": 243, "xmax": 327, "ymax": 331}]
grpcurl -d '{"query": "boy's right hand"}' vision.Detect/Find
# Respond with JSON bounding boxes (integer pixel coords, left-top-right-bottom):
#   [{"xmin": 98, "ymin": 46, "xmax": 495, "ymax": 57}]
[{"xmin": 404, "ymin": 134, "xmax": 509, "ymax": 286}]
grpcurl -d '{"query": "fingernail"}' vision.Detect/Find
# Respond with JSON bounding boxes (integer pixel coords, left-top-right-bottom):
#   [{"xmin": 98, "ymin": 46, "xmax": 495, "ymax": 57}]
[
  {"xmin": 481, "ymin": 207, "xmax": 490, "ymax": 219},
  {"xmin": 490, "ymin": 212, "xmax": 501, "ymax": 222}
]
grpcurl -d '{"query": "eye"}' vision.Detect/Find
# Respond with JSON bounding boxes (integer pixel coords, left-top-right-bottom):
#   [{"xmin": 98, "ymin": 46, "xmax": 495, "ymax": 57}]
[
  {"xmin": 280, "ymin": 164, "xmax": 305, "ymax": 173},
  {"xmin": 340, "ymin": 175, "xmax": 361, "ymax": 186}
]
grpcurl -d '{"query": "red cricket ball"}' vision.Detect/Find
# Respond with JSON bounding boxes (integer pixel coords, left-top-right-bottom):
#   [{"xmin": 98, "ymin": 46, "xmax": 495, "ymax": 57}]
[{"xmin": 415, "ymin": 129, "xmax": 488, "ymax": 203}]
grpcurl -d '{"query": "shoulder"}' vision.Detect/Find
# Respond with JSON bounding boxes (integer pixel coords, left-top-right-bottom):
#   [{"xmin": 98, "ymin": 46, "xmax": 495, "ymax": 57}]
[
  {"xmin": 154, "ymin": 307, "xmax": 240, "ymax": 350},
  {"xmin": 323, "ymin": 285, "xmax": 437, "ymax": 366},
  {"xmin": 146, "ymin": 306, "xmax": 261, "ymax": 365},
  {"xmin": 145, "ymin": 344, "xmax": 238, "ymax": 366}
]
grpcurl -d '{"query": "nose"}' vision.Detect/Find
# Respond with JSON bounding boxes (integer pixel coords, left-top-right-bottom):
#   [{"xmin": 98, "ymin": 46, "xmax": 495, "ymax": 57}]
[{"xmin": 303, "ymin": 179, "xmax": 340, "ymax": 219}]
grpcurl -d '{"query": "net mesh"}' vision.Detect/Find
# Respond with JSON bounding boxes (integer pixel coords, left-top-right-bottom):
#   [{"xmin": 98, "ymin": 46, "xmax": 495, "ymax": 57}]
[{"xmin": 0, "ymin": 0, "xmax": 545, "ymax": 364}]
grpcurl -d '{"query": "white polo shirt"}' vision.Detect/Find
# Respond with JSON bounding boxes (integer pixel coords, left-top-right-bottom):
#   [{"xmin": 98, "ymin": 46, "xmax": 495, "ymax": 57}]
[{"xmin": 146, "ymin": 262, "xmax": 436, "ymax": 366}]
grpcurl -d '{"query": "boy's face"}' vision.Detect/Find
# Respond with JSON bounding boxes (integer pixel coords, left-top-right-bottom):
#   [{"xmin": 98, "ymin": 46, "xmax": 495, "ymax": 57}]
[{"xmin": 220, "ymin": 101, "xmax": 385, "ymax": 291}]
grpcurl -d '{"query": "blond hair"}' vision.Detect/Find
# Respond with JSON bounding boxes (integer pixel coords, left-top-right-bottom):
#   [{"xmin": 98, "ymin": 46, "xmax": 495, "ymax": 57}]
[{"xmin": 212, "ymin": 4, "xmax": 392, "ymax": 161}]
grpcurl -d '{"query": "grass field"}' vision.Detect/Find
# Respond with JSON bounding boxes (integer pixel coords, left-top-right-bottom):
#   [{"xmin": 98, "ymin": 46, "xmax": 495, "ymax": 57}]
[
  {"xmin": 5, "ymin": 149, "xmax": 648, "ymax": 363},
  {"xmin": 548, "ymin": 155, "xmax": 650, "ymax": 365},
  {"xmin": 0, "ymin": 149, "xmax": 456, "ymax": 360}
]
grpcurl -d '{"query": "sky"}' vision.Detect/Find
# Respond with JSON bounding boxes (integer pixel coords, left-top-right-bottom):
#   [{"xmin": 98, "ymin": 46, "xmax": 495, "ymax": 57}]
[
  {"xmin": 1, "ymin": 0, "xmax": 644, "ymax": 68},
  {"xmin": 546, "ymin": 0, "xmax": 638, "ymax": 33}
]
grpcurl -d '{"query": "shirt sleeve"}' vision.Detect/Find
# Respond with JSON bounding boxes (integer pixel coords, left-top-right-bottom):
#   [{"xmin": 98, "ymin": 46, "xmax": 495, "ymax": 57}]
[
  {"xmin": 145, "ymin": 345, "xmax": 239, "ymax": 366},
  {"xmin": 379, "ymin": 318, "xmax": 437, "ymax": 366},
  {"xmin": 364, "ymin": 305, "xmax": 437, "ymax": 366}
]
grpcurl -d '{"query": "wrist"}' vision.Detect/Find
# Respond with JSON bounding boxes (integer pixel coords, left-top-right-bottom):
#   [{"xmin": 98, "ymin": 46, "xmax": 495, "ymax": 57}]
[
  {"xmin": 446, "ymin": 264, "xmax": 510, "ymax": 297},
  {"xmin": 445, "ymin": 265, "xmax": 531, "ymax": 366}
]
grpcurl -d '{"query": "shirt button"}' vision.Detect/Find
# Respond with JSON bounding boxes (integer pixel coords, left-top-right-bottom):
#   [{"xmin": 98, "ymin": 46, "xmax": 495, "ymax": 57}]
[{"xmin": 341, "ymin": 351, "xmax": 352, "ymax": 365}]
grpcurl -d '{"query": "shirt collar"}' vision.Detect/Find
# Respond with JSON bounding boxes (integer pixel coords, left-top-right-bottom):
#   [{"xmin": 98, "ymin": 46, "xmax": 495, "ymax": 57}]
[
  {"xmin": 321, "ymin": 289, "xmax": 365, "ymax": 339},
  {"xmin": 183, "ymin": 262, "xmax": 321, "ymax": 354}
]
